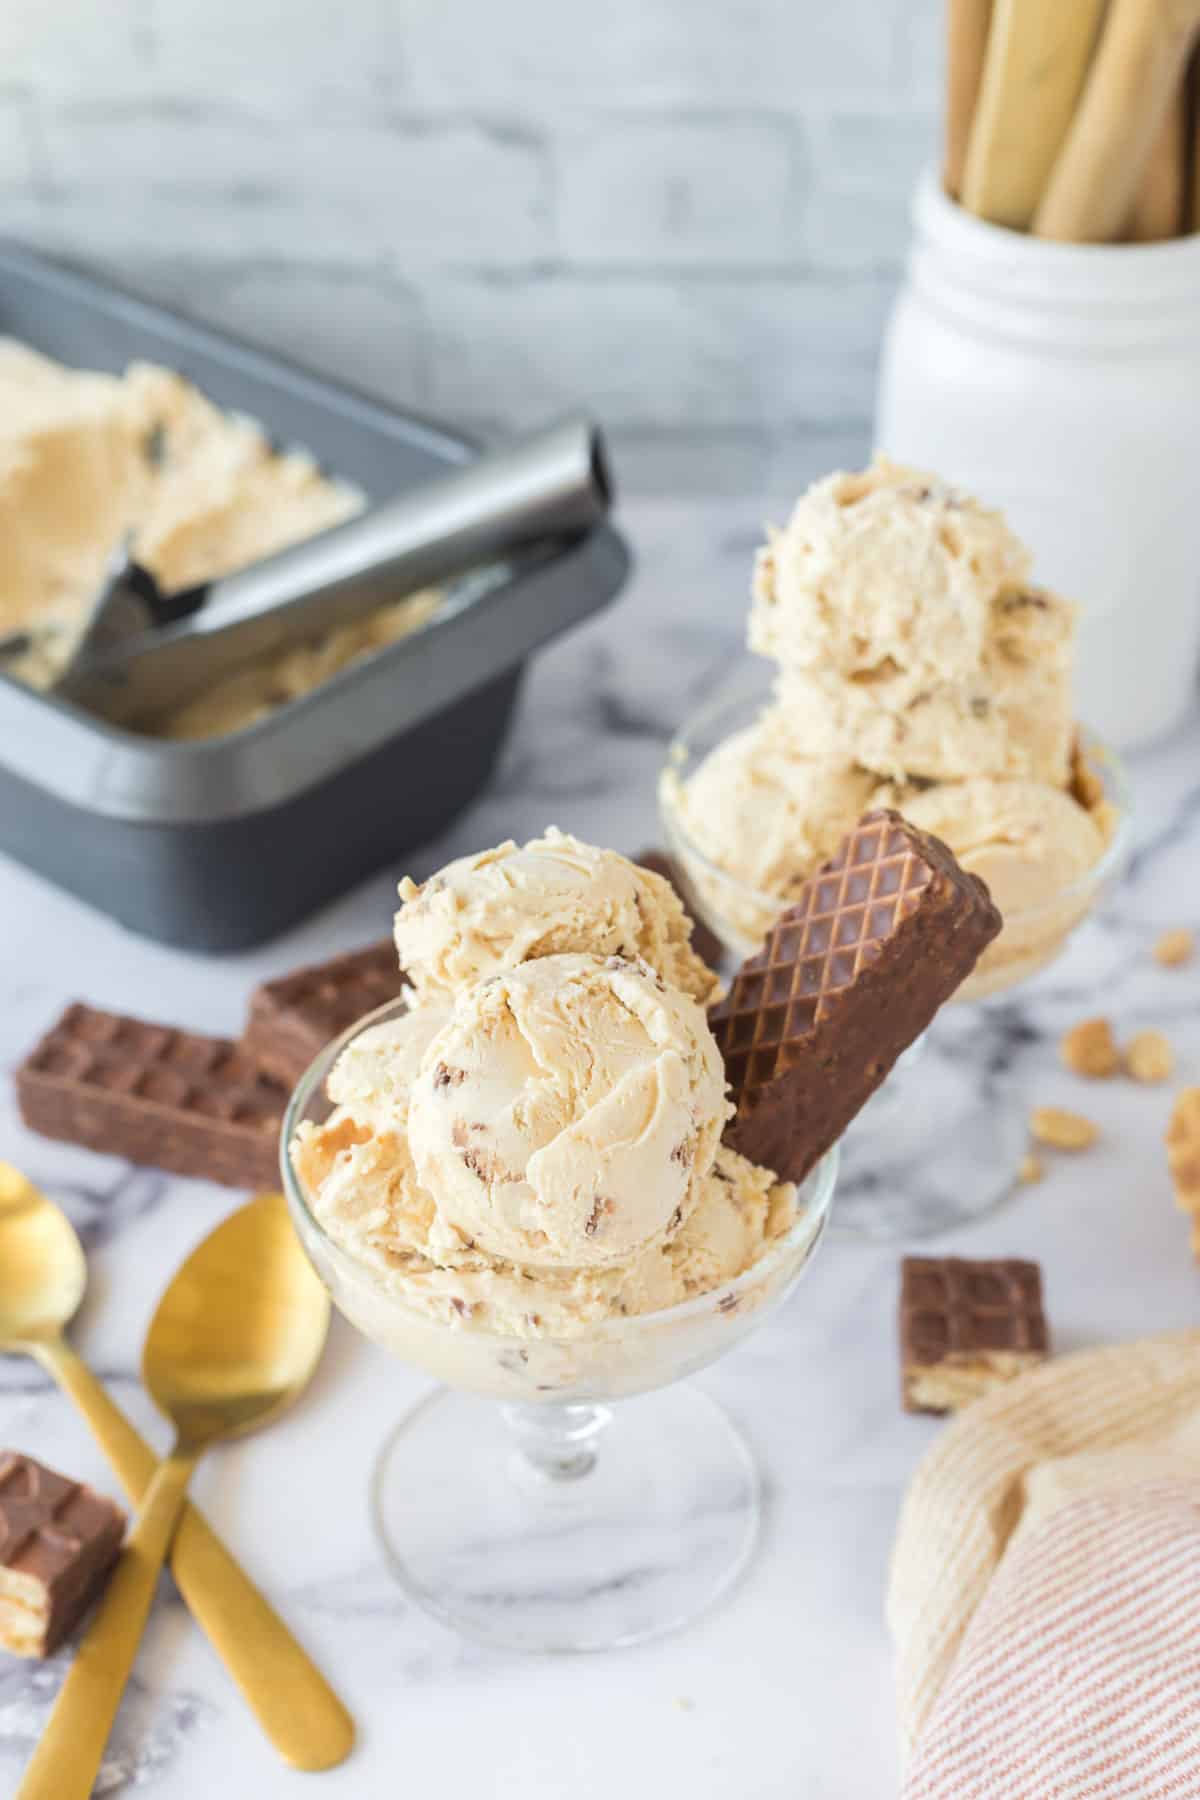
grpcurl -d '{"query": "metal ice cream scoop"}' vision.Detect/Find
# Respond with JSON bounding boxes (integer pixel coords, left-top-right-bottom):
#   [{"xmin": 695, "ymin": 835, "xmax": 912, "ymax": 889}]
[{"xmin": 51, "ymin": 414, "xmax": 612, "ymax": 727}]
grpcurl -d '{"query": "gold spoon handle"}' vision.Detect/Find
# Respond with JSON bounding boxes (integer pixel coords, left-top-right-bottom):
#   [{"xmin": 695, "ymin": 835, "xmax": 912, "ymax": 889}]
[
  {"xmin": 34, "ymin": 1338, "xmax": 354, "ymax": 1771},
  {"xmin": 19, "ymin": 1447, "xmax": 197, "ymax": 1800}
]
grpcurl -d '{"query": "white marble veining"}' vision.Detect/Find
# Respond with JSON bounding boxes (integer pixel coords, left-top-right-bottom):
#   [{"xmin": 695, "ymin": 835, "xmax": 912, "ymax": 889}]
[{"xmin": 1, "ymin": 496, "xmax": 1199, "ymax": 1799}]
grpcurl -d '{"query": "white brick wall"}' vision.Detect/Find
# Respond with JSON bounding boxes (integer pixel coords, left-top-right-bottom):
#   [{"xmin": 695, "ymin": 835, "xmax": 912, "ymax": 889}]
[{"xmin": 0, "ymin": 0, "xmax": 942, "ymax": 492}]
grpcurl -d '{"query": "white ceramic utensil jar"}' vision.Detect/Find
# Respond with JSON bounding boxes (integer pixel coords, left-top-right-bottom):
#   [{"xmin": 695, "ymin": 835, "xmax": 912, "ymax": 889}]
[{"xmin": 877, "ymin": 169, "xmax": 1200, "ymax": 751}]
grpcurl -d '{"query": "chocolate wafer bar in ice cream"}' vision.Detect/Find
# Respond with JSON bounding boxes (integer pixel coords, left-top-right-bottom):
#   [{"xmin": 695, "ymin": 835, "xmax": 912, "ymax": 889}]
[
  {"xmin": 709, "ymin": 810, "xmax": 1001, "ymax": 1183},
  {"xmin": 0, "ymin": 1452, "xmax": 125, "ymax": 1656}
]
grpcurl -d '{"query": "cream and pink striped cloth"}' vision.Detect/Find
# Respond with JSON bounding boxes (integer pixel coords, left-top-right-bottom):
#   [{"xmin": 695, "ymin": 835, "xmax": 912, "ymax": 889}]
[{"xmin": 889, "ymin": 1330, "xmax": 1200, "ymax": 1796}]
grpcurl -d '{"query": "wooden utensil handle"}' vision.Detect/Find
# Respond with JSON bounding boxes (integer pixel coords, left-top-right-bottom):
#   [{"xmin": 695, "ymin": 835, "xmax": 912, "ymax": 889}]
[
  {"xmin": 36, "ymin": 1338, "xmax": 354, "ymax": 1771},
  {"xmin": 18, "ymin": 1448, "xmax": 197, "ymax": 1800},
  {"xmin": 1128, "ymin": 84, "xmax": 1188, "ymax": 238},
  {"xmin": 945, "ymin": 0, "xmax": 993, "ymax": 199},
  {"xmin": 962, "ymin": 0, "xmax": 1107, "ymax": 228},
  {"xmin": 1035, "ymin": 0, "xmax": 1200, "ymax": 239}
]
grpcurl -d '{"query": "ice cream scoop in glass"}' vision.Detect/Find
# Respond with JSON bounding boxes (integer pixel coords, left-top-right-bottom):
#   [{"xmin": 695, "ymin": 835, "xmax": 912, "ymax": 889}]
[
  {"xmin": 660, "ymin": 664, "xmax": 1131, "ymax": 1241},
  {"xmin": 283, "ymin": 989, "xmax": 836, "ymax": 1653}
]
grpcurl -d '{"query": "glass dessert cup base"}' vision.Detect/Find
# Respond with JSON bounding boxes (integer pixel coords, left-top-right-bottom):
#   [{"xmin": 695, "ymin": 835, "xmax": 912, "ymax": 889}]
[
  {"xmin": 283, "ymin": 995, "xmax": 838, "ymax": 1652},
  {"xmin": 372, "ymin": 1382, "xmax": 758, "ymax": 1652}
]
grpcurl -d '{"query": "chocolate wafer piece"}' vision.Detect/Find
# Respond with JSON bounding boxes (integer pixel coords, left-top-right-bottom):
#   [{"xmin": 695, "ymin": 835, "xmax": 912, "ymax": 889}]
[
  {"xmin": 900, "ymin": 1256, "xmax": 1049, "ymax": 1416},
  {"xmin": 16, "ymin": 1004, "xmax": 287, "ymax": 1189},
  {"xmin": 709, "ymin": 810, "xmax": 1001, "ymax": 1183},
  {"xmin": 634, "ymin": 849, "xmax": 725, "ymax": 972},
  {"xmin": 0, "ymin": 1452, "xmax": 125, "ymax": 1656},
  {"xmin": 243, "ymin": 939, "xmax": 403, "ymax": 1088}
]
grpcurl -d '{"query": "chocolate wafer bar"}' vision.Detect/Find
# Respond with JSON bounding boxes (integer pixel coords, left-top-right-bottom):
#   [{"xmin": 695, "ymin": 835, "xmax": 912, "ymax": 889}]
[
  {"xmin": 0, "ymin": 1452, "xmax": 125, "ymax": 1656},
  {"xmin": 900, "ymin": 1257, "xmax": 1049, "ymax": 1415},
  {"xmin": 242, "ymin": 939, "xmax": 404, "ymax": 1088},
  {"xmin": 16, "ymin": 1004, "xmax": 287, "ymax": 1189},
  {"xmin": 634, "ymin": 849, "xmax": 725, "ymax": 972},
  {"xmin": 709, "ymin": 810, "xmax": 1001, "ymax": 1183}
]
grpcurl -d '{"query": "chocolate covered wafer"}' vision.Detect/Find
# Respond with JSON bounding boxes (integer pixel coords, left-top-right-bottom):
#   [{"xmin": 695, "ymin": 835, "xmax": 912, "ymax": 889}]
[
  {"xmin": 634, "ymin": 848, "xmax": 725, "ymax": 972},
  {"xmin": 709, "ymin": 810, "xmax": 1001, "ymax": 1182},
  {"xmin": 243, "ymin": 939, "xmax": 403, "ymax": 1088},
  {"xmin": 16, "ymin": 1004, "xmax": 287, "ymax": 1189},
  {"xmin": 900, "ymin": 1256, "xmax": 1049, "ymax": 1415},
  {"xmin": 0, "ymin": 1452, "xmax": 125, "ymax": 1656}
]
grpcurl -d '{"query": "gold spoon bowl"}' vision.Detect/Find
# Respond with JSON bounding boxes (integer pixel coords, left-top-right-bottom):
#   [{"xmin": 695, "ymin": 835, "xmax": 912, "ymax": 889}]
[{"xmin": 0, "ymin": 1163, "xmax": 87, "ymax": 1342}]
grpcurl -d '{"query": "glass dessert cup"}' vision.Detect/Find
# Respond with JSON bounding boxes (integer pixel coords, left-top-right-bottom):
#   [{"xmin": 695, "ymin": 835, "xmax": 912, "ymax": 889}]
[
  {"xmin": 660, "ymin": 666, "xmax": 1132, "ymax": 1243},
  {"xmin": 282, "ymin": 998, "xmax": 838, "ymax": 1653}
]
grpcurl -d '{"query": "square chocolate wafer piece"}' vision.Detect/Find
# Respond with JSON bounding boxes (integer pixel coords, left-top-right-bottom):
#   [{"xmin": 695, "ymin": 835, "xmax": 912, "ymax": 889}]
[
  {"xmin": 16, "ymin": 1004, "xmax": 288, "ymax": 1189},
  {"xmin": 242, "ymin": 939, "xmax": 404, "ymax": 1088},
  {"xmin": 0, "ymin": 1452, "xmax": 125, "ymax": 1656},
  {"xmin": 900, "ymin": 1257, "xmax": 1049, "ymax": 1416}
]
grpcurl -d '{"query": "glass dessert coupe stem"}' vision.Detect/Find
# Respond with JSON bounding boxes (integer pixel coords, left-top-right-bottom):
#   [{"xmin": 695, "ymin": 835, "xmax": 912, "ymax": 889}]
[
  {"xmin": 660, "ymin": 667, "xmax": 1132, "ymax": 1243},
  {"xmin": 282, "ymin": 999, "xmax": 838, "ymax": 1653}
]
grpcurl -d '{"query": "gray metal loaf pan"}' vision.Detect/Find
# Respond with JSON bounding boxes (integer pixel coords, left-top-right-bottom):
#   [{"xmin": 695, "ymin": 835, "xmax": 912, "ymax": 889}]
[{"xmin": 0, "ymin": 243, "xmax": 630, "ymax": 950}]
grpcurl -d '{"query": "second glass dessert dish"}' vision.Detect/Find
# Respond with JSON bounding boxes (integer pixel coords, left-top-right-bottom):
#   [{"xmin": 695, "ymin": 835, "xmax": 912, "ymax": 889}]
[
  {"xmin": 661, "ymin": 666, "xmax": 1130, "ymax": 1240},
  {"xmin": 284, "ymin": 994, "xmax": 837, "ymax": 1654},
  {"xmin": 659, "ymin": 457, "xmax": 1133, "ymax": 1241}
]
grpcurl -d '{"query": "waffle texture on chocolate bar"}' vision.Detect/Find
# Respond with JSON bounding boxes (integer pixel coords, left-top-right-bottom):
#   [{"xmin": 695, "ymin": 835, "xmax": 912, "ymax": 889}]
[
  {"xmin": 0, "ymin": 1451, "xmax": 125, "ymax": 1656},
  {"xmin": 710, "ymin": 810, "xmax": 1001, "ymax": 1182},
  {"xmin": 900, "ymin": 1256, "xmax": 1049, "ymax": 1415},
  {"xmin": 16, "ymin": 1004, "xmax": 287, "ymax": 1189},
  {"xmin": 243, "ymin": 939, "xmax": 403, "ymax": 1087}
]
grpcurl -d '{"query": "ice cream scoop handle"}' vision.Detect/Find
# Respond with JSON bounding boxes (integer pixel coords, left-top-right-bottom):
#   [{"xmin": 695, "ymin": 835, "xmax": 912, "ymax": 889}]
[{"xmin": 188, "ymin": 413, "xmax": 611, "ymax": 638}]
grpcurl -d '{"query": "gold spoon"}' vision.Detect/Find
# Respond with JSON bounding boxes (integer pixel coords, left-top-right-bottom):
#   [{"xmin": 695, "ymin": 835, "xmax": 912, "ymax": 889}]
[{"xmin": 2, "ymin": 1176, "xmax": 353, "ymax": 1792}]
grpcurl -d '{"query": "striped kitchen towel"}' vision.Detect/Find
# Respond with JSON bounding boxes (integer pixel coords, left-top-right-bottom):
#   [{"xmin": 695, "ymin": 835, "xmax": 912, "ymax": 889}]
[
  {"xmin": 889, "ymin": 1330, "xmax": 1200, "ymax": 1784},
  {"xmin": 902, "ymin": 1480, "xmax": 1200, "ymax": 1797}
]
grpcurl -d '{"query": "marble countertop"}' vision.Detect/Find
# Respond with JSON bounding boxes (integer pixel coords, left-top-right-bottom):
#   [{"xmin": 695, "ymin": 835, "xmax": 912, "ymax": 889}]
[{"xmin": 2, "ymin": 496, "xmax": 1198, "ymax": 1799}]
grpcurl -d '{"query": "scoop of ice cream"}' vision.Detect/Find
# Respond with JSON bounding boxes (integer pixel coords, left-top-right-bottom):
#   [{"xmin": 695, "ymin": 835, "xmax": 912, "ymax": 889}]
[
  {"xmin": 885, "ymin": 777, "xmax": 1106, "ymax": 918},
  {"xmin": 774, "ymin": 587, "xmax": 1077, "ymax": 784},
  {"xmin": 395, "ymin": 827, "xmax": 718, "ymax": 1007},
  {"xmin": 748, "ymin": 455, "xmax": 1032, "ymax": 693},
  {"xmin": 407, "ymin": 953, "xmax": 729, "ymax": 1270},
  {"xmin": 663, "ymin": 713, "xmax": 876, "ymax": 899},
  {"xmin": 324, "ymin": 1006, "xmax": 450, "ymax": 1130},
  {"xmin": 880, "ymin": 773, "xmax": 1113, "ymax": 999},
  {"xmin": 664, "ymin": 1144, "xmax": 797, "ymax": 1295},
  {"xmin": 297, "ymin": 1110, "xmax": 796, "ymax": 1338}
]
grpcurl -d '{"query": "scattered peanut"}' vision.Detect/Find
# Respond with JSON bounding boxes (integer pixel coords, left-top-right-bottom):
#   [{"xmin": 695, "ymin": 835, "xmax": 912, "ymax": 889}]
[
  {"xmin": 1168, "ymin": 1089, "xmax": 1200, "ymax": 1267},
  {"xmin": 1070, "ymin": 742, "xmax": 1105, "ymax": 812},
  {"xmin": 1030, "ymin": 1106, "xmax": 1099, "ymax": 1151},
  {"xmin": 1124, "ymin": 1029, "xmax": 1174, "ymax": 1085},
  {"xmin": 1154, "ymin": 928, "xmax": 1194, "ymax": 968},
  {"xmin": 1166, "ymin": 1089, "xmax": 1200, "ymax": 1214},
  {"xmin": 1017, "ymin": 1152, "xmax": 1044, "ymax": 1185},
  {"xmin": 1059, "ymin": 1017, "xmax": 1120, "ymax": 1079}
]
